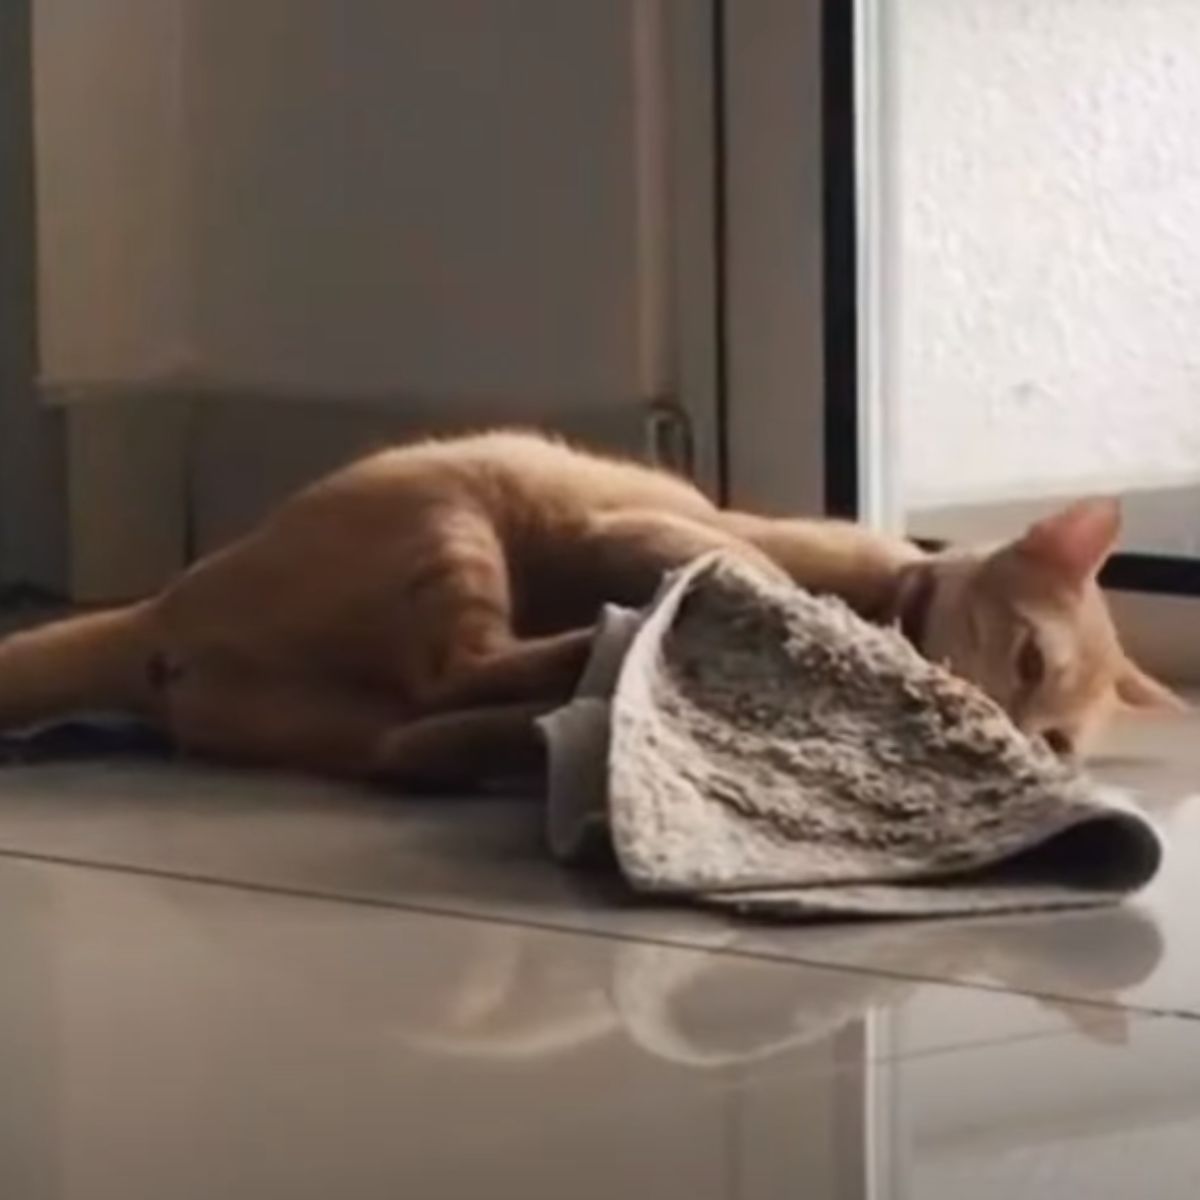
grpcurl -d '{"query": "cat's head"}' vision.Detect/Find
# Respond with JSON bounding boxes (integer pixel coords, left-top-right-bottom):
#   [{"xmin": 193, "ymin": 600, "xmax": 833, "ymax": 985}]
[{"xmin": 896, "ymin": 498, "xmax": 1184, "ymax": 757}]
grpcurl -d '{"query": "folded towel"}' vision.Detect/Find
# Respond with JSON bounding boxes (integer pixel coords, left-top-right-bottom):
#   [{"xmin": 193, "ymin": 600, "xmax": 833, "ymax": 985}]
[{"xmin": 539, "ymin": 552, "xmax": 1163, "ymax": 919}]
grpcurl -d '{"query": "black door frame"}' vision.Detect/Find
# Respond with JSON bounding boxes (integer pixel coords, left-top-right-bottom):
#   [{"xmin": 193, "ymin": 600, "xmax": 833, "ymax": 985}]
[
  {"xmin": 821, "ymin": 0, "xmax": 860, "ymax": 522},
  {"xmin": 820, "ymin": 0, "xmax": 1200, "ymax": 596}
]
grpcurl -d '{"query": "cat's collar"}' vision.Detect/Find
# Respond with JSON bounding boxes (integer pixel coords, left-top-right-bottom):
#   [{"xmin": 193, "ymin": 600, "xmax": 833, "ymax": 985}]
[{"xmin": 890, "ymin": 563, "xmax": 937, "ymax": 654}]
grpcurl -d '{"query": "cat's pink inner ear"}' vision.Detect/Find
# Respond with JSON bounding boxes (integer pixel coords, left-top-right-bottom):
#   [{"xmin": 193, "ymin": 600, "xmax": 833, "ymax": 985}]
[
  {"xmin": 1018, "ymin": 498, "xmax": 1122, "ymax": 583},
  {"xmin": 1116, "ymin": 661, "xmax": 1189, "ymax": 713}
]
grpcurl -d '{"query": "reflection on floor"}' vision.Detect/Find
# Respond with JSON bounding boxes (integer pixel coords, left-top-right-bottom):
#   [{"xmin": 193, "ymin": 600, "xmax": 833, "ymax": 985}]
[{"xmin": 0, "ymin": 703, "xmax": 1198, "ymax": 1197}]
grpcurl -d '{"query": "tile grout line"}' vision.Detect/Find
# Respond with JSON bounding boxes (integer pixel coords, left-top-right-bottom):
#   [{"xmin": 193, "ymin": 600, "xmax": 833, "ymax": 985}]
[{"xmin": 0, "ymin": 841, "xmax": 1195, "ymax": 1024}]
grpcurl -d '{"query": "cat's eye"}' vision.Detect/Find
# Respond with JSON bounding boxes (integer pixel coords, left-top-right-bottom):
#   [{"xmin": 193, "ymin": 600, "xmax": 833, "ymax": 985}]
[{"xmin": 1015, "ymin": 636, "xmax": 1045, "ymax": 689}]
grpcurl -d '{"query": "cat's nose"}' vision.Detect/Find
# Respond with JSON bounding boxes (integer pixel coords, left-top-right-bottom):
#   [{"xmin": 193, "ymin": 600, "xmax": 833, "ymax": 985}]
[{"xmin": 1042, "ymin": 728, "xmax": 1074, "ymax": 758}]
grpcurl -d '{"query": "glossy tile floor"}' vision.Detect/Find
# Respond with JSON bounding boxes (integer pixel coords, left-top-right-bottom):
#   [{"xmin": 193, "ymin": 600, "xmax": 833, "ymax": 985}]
[{"xmin": 0, "ymin": 705, "xmax": 1199, "ymax": 1198}]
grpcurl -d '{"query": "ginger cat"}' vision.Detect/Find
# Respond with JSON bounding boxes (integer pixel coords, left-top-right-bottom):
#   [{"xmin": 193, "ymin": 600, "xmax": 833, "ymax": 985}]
[{"xmin": 0, "ymin": 431, "xmax": 1178, "ymax": 785}]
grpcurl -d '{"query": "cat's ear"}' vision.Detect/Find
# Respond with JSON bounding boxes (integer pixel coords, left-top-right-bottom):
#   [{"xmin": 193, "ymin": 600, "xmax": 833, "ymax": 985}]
[
  {"xmin": 1116, "ymin": 660, "xmax": 1189, "ymax": 713},
  {"xmin": 1017, "ymin": 498, "xmax": 1121, "ymax": 584}
]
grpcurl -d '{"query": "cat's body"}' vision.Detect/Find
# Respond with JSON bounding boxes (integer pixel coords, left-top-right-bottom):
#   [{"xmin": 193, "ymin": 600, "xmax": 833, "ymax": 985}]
[{"xmin": 0, "ymin": 430, "xmax": 1176, "ymax": 784}]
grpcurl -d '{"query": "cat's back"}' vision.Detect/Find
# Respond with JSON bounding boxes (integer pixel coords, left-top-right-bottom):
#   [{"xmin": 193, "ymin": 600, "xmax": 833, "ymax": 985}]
[{"xmin": 290, "ymin": 429, "xmax": 714, "ymax": 526}]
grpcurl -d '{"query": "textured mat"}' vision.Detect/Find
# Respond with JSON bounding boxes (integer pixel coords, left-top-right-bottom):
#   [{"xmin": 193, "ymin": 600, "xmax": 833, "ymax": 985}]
[{"xmin": 540, "ymin": 553, "xmax": 1163, "ymax": 920}]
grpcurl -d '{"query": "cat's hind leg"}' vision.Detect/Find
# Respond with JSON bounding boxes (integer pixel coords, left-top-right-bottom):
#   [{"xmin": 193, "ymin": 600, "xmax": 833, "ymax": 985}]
[
  {"xmin": 161, "ymin": 655, "xmax": 403, "ymax": 778},
  {"xmin": 0, "ymin": 603, "xmax": 160, "ymax": 731},
  {"xmin": 160, "ymin": 651, "xmax": 553, "ymax": 788},
  {"xmin": 372, "ymin": 701, "xmax": 552, "ymax": 789},
  {"xmin": 419, "ymin": 630, "xmax": 594, "ymax": 713}
]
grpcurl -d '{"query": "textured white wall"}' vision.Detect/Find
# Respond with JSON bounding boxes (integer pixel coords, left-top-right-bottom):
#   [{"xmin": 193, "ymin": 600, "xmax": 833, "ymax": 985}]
[{"xmin": 898, "ymin": 1, "xmax": 1200, "ymax": 508}]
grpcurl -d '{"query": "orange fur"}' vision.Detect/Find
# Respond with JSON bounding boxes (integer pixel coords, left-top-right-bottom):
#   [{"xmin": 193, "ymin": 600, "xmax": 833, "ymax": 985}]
[{"xmin": 0, "ymin": 432, "xmax": 1175, "ymax": 781}]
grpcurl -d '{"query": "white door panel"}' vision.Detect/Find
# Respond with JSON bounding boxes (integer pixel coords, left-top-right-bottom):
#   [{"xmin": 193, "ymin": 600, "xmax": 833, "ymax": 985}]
[
  {"xmin": 30, "ymin": 0, "xmax": 721, "ymax": 588},
  {"xmin": 35, "ymin": 0, "xmax": 670, "ymax": 404}
]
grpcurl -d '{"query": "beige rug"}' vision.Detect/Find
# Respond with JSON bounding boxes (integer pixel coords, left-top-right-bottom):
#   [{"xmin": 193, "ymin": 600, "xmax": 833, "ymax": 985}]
[{"xmin": 539, "ymin": 553, "xmax": 1162, "ymax": 920}]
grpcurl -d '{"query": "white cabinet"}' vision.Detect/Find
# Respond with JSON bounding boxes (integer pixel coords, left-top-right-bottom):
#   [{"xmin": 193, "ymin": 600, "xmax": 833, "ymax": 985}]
[{"xmin": 36, "ymin": 0, "xmax": 675, "ymax": 405}]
